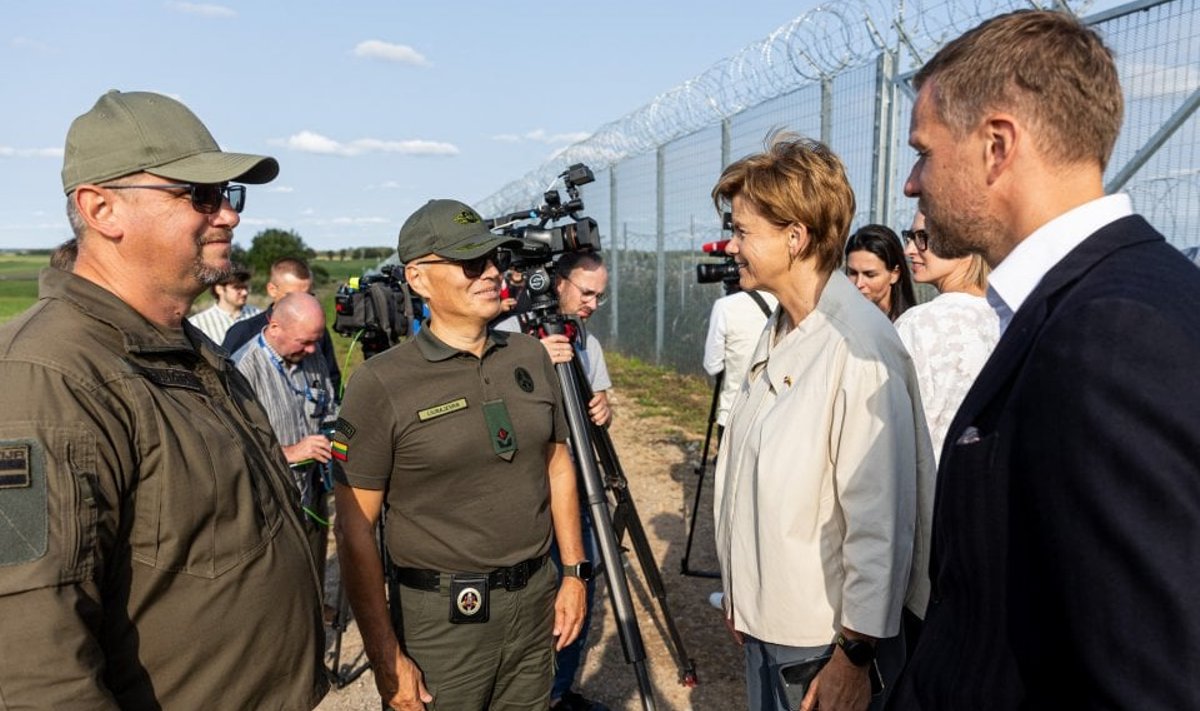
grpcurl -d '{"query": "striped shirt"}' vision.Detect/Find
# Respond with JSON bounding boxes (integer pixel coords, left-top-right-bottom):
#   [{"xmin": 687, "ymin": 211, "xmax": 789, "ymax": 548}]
[
  {"xmin": 188, "ymin": 303, "xmax": 263, "ymax": 345},
  {"xmin": 233, "ymin": 332, "xmax": 336, "ymax": 501}
]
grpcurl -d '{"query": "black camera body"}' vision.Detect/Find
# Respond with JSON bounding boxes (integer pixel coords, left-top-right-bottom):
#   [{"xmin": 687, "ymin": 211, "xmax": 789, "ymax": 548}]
[
  {"xmin": 333, "ymin": 263, "xmax": 424, "ymax": 358},
  {"xmin": 696, "ymin": 211, "xmax": 743, "ymax": 294},
  {"xmin": 489, "ymin": 164, "xmax": 603, "ymax": 336}
]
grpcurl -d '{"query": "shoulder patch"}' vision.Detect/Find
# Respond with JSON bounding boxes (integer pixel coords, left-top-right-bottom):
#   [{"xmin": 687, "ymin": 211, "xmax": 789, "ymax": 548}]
[
  {"xmin": 417, "ymin": 398, "xmax": 469, "ymax": 422},
  {"xmin": 0, "ymin": 444, "xmax": 31, "ymax": 489},
  {"xmin": 334, "ymin": 417, "xmax": 357, "ymax": 440},
  {"xmin": 0, "ymin": 439, "xmax": 47, "ymax": 567}
]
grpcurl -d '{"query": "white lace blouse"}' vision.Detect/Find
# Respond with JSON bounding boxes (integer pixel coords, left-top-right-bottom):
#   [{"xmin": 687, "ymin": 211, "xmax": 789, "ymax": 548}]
[{"xmin": 895, "ymin": 292, "xmax": 1000, "ymax": 463}]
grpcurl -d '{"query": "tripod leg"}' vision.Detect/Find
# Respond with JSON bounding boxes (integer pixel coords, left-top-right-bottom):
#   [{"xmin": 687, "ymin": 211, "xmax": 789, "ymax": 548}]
[
  {"xmin": 556, "ymin": 358, "xmax": 658, "ymax": 711},
  {"xmin": 681, "ymin": 374, "xmax": 722, "ymax": 578},
  {"xmin": 591, "ymin": 418, "xmax": 699, "ymax": 688}
]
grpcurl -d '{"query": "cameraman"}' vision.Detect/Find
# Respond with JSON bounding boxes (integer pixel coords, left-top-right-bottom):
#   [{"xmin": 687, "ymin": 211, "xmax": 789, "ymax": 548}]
[{"xmin": 497, "ymin": 251, "xmax": 611, "ymax": 711}]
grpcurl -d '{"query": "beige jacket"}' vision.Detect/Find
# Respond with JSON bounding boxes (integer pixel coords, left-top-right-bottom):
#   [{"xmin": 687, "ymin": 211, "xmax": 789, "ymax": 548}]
[{"xmin": 714, "ymin": 274, "xmax": 936, "ymax": 647}]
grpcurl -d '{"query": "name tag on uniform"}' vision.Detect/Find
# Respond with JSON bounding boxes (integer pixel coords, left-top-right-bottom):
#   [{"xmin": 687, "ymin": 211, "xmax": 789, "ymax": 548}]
[{"xmin": 418, "ymin": 398, "xmax": 469, "ymax": 422}]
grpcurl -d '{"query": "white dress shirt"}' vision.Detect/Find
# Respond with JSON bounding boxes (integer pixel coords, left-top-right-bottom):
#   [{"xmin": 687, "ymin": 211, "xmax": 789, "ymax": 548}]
[
  {"xmin": 987, "ymin": 194, "xmax": 1133, "ymax": 333},
  {"xmin": 714, "ymin": 274, "xmax": 935, "ymax": 645}
]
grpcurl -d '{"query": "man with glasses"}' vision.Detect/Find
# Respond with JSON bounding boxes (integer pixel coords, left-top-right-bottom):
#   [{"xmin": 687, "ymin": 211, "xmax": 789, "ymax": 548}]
[
  {"xmin": 0, "ymin": 90, "xmax": 327, "ymax": 707},
  {"xmin": 334, "ymin": 198, "xmax": 588, "ymax": 711},
  {"xmin": 233, "ymin": 292, "xmax": 337, "ymax": 589},
  {"xmin": 189, "ymin": 262, "xmax": 262, "ymax": 343}
]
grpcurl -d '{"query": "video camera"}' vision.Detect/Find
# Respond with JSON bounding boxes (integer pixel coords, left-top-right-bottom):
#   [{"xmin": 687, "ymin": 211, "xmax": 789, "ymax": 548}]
[
  {"xmin": 332, "ymin": 263, "xmax": 424, "ymax": 359},
  {"xmin": 695, "ymin": 211, "xmax": 741, "ymax": 292},
  {"xmin": 488, "ymin": 163, "xmax": 602, "ymax": 334}
]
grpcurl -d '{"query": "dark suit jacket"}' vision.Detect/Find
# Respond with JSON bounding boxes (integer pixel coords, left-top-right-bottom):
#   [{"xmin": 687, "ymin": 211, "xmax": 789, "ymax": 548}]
[
  {"xmin": 223, "ymin": 307, "xmax": 342, "ymax": 398},
  {"xmin": 891, "ymin": 215, "xmax": 1200, "ymax": 709}
]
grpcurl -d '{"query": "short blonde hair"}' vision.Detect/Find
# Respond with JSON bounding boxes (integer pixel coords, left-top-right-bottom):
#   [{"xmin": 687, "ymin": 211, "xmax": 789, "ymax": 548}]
[
  {"xmin": 963, "ymin": 253, "xmax": 990, "ymax": 292},
  {"xmin": 711, "ymin": 131, "xmax": 855, "ymax": 275}
]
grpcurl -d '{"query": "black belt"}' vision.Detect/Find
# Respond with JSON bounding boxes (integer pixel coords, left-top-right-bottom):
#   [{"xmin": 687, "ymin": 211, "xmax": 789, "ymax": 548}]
[{"xmin": 394, "ymin": 555, "xmax": 547, "ymax": 593}]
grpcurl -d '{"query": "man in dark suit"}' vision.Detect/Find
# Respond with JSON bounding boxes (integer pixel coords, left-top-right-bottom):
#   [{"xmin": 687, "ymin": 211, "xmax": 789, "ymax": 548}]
[{"xmin": 891, "ymin": 10, "xmax": 1200, "ymax": 709}]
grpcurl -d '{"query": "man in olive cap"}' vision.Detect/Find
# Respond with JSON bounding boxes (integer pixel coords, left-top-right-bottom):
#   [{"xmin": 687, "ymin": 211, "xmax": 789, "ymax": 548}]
[
  {"xmin": 334, "ymin": 199, "xmax": 589, "ymax": 710},
  {"xmin": 0, "ymin": 90, "xmax": 327, "ymax": 708}
]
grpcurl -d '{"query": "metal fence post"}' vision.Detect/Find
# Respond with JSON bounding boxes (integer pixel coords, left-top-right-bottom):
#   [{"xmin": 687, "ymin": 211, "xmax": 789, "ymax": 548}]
[
  {"xmin": 870, "ymin": 50, "xmax": 898, "ymax": 226},
  {"xmin": 821, "ymin": 76, "xmax": 833, "ymax": 146},
  {"xmin": 609, "ymin": 169, "xmax": 619, "ymax": 344},
  {"xmin": 655, "ymin": 146, "xmax": 666, "ymax": 364}
]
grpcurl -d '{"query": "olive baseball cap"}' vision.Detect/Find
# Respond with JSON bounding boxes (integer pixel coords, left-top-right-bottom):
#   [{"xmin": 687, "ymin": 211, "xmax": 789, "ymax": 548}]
[
  {"xmin": 61, "ymin": 90, "xmax": 279, "ymax": 194},
  {"xmin": 397, "ymin": 199, "xmax": 521, "ymax": 263}
]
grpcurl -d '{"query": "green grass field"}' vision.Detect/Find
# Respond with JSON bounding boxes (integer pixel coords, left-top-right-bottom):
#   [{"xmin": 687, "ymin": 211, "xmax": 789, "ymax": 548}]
[{"xmin": 0, "ymin": 254, "xmax": 44, "ymax": 324}]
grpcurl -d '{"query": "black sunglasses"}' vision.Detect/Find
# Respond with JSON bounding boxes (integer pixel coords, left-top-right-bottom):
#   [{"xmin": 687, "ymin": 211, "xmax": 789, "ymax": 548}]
[
  {"xmin": 102, "ymin": 182, "xmax": 246, "ymax": 214},
  {"xmin": 417, "ymin": 249, "xmax": 511, "ymax": 279},
  {"xmin": 902, "ymin": 228, "xmax": 929, "ymax": 251}
]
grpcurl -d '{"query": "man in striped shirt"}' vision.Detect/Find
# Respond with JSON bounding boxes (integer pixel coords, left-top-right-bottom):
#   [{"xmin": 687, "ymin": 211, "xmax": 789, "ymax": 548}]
[
  {"xmin": 188, "ymin": 263, "xmax": 261, "ymax": 343},
  {"xmin": 233, "ymin": 292, "xmax": 336, "ymax": 584}
]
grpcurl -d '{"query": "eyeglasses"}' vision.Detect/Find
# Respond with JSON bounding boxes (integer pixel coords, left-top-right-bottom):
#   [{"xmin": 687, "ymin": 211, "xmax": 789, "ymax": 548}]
[
  {"xmin": 416, "ymin": 249, "xmax": 511, "ymax": 279},
  {"xmin": 102, "ymin": 182, "xmax": 246, "ymax": 214},
  {"xmin": 561, "ymin": 275, "xmax": 608, "ymax": 306},
  {"xmin": 902, "ymin": 229, "xmax": 929, "ymax": 251}
]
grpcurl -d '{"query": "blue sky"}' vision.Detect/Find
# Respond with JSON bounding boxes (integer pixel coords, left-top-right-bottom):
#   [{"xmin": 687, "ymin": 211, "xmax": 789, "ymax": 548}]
[{"xmin": 0, "ymin": 0, "xmax": 816, "ymax": 252}]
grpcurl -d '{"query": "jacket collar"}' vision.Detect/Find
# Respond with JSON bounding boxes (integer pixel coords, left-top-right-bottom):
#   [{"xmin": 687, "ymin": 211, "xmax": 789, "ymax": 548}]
[
  {"xmin": 39, "ymin": 267, "xmax": 229, "ymax": 370},
  {"xmin": 947, "ymin": 214, "xmax": 1160, "ymax": 441}
]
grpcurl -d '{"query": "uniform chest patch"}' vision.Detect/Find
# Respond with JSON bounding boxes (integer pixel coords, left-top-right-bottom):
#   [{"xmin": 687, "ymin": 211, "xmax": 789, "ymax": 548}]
[
  {"xmin": 514, "ymin": 367, "xmax": 535, "ymax": 393},
  {"xmin": 0, "ymin": 445, "xmax": 31, "ymax": 489},
  {"xmin": 418, "ymin": 398, "xmax": 469, "ymax": 422}
]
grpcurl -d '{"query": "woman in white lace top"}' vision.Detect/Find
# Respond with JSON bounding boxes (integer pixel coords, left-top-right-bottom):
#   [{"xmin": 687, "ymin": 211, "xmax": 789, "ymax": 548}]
[{"xmin": 895, "ymin": 212, "xmax": 1000, "ymax": 463}]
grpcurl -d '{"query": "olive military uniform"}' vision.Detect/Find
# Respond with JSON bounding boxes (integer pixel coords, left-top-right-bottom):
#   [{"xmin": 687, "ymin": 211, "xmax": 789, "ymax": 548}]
[
  {"xmin": 0, "ymin": 269, "xmax": 328, "ymax": 708},
  {"xmin": 333, "ymin": 325, "xmax": 568, "ymax": 709}
]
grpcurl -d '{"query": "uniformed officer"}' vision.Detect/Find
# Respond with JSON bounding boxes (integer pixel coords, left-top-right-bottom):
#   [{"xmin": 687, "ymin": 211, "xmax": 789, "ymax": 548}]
[
  {"xmin": 334, "ymin": 198, "xmax": 589, "ymax": 711},
  {"xmin": 0, "ymin": 90, "xmax": 328, "ymax": 708}
]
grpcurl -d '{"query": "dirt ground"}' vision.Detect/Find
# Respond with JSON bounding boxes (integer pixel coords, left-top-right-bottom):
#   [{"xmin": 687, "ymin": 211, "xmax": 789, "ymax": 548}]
[{"xmin": 316, "ymin": 390, "xmax": 746, "ymax": 710}]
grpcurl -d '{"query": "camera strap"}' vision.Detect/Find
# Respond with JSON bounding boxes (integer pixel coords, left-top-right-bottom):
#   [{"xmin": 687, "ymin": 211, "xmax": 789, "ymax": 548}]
[{"xmin": 748, "ymin": 290, "xmax": 773, "ymax": 318}]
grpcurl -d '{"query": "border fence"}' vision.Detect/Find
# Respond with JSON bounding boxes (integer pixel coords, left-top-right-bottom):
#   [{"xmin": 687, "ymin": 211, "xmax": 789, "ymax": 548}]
[{"xmin": 477, "ymin": 0, "xmax": 1200, "ymax": 375}]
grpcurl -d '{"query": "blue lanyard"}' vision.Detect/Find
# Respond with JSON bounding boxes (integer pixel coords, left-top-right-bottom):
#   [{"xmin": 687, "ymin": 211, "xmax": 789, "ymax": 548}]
[{"xmin": 258, "ymin": 333, "xmax": 329, "ymax": 419}]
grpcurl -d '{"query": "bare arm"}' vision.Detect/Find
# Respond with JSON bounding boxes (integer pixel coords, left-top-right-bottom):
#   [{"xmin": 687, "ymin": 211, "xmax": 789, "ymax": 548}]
[
  {"xmin": 333, "ymin": 482, "xmax": 432, "ymax": 710},
  {"xmin": 545, "ymin": 442, "xmax": 587, "ymax": 651}
]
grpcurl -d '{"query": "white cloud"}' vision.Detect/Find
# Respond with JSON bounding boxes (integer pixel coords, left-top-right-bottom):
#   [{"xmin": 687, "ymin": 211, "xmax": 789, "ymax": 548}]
[
  {"xmin": 266, "ymin": 186, "xmax": 294, "ymax": 193},
  {"xmin": 353, "ymin": 40, "xmax": 430, "ymax": 67},
  {"xmin": 238, "ymin": 217, "xmax": 280, "ymax": 227},
  {"xmin": 165, "ymin": 1, "xmax": 236, "ymax": 18},
  {"xmin": 11, "ymin": 37, "xmax": 53, "ymax": 53},
  {"xmin": 368, "ymin": 180, "xmax": 404, "ymax": 190},
  {"xmin": 0, "ymin": 146, "xmax": 63, "ymax": 158},
  {"xmin": 271, "ymin": 130, "xmax": 458, "ymax": 157},
  {"xmin": 491, "ymin": 129, "xmax": 591, "ymax": 145},
  {"xmin": 330, "ymin": 216, "xmax": 390, "ymax": 226}
]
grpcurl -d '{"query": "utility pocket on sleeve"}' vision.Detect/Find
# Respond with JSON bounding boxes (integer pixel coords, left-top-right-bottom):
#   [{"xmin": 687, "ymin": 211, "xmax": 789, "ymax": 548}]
[{"xmin": 0, "ymin": 426, "xmax": 99, "ymax": 593}]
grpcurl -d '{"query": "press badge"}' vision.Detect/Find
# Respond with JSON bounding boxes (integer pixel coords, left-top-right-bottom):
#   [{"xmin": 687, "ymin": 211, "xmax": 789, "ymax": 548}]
[{"xmin": 482, "ymin": 399, "xmax": 517, "ymax": 461}]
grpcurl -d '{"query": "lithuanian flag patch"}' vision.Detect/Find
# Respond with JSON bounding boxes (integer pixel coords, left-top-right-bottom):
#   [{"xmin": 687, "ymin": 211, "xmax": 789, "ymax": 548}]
[{"xmin": 331, "ymin": 441, "xmax": 349, "ymax": 461}]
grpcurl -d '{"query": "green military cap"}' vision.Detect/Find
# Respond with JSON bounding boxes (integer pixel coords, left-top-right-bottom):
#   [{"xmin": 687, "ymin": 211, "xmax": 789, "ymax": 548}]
[
  {"xmin": 61, "ymin": 90, "xmax": 279, "ymax": 194},
  {"xmin": 397, "ymin": 199, "xmax": 522, "ymax": 264}
]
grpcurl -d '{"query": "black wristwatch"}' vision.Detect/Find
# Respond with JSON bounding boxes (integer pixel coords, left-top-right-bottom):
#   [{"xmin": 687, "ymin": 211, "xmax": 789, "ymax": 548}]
[
  {"xmin": 562, "ymin": 561, "xmax": 593, "ymax": 581},
  {"xmin": 835, "ymin": 632, "xmax": 876, "ymax": 667}
]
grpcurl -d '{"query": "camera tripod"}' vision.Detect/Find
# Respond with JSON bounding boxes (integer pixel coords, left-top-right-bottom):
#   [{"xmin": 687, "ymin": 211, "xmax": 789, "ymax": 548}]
[
  {"xmin": 680, "ymin": 370, "xmax": 722, "ymax": 579},
  {"xmin": 532, "ymin": 314, "xmax": 698, "ymax": 711},
  {"xmin": 681, "ymin": 287, "xmax": 774, "ymax": 578}
]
